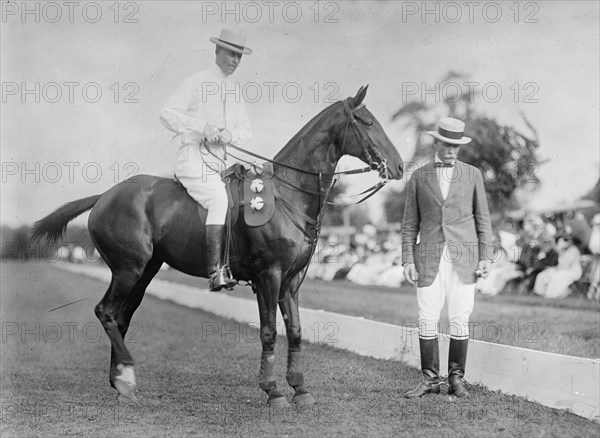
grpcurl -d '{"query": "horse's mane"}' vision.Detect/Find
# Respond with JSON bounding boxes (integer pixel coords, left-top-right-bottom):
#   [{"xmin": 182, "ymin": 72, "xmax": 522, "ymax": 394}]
[{"xmin": 273, "ymin": 101, "xmax": 340, "ymax": 162}]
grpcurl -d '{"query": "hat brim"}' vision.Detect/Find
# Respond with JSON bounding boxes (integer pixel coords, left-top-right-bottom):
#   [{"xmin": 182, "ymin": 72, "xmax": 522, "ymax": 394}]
[
  {"xmin": 210, "ymin": 37, "xmax": 252, "ymax": 55},
  {"xmin": 427, "ymin": 131, "xmax": 472, "ymax": 145}
]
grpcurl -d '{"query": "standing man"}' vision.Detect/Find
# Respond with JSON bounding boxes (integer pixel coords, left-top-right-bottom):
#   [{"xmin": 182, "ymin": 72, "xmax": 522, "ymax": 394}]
[
  {"xmin": 401, "ymin": 117, "xmax": 493, "ymax": 398},
  {"xmin": 160, "ymin": 29, "xmax": 253, "ymax": 291}
]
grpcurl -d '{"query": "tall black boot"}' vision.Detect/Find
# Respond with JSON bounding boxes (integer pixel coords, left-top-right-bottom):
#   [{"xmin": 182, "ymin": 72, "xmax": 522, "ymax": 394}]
[
  {"xmin": 404, "ymin": 337, "xmax": 441, "ymax": 398},
  {"xmin": 205, "ymin": 225, "xmax": 236, "ymax": 292},
  {"xmin": 448, "ymin": 338, "xmax": 470, "ymax": 398}
]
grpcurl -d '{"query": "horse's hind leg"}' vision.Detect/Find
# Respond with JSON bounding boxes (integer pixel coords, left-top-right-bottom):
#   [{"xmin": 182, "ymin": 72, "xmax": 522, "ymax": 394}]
[
  {"xmin": 279, "ymin": 283, "xmax": 315, "ymax": 405},
  {"xmin": 95, "ymin": 271, "xmax": 140, "ymax": 401},
  {"xmin": 107, "ymin": 258, "xmax": 163, "ymax": 397}
]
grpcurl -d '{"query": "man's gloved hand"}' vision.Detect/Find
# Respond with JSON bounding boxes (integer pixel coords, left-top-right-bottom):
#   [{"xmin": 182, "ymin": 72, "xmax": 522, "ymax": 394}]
[
  {"xmin": 403, "ymin": 263, "xmax": 419, "ymax": 286},
  {"xmin": 218, "ymin": 128, "xmax": 232, "ymax": 144},
  {"xmin": 203, "ymin": 123, "xmax": 220, "ymax": 142},
  {"xmin": 181, "ymin": 130, "xmax": 202, "ymax": 145}
]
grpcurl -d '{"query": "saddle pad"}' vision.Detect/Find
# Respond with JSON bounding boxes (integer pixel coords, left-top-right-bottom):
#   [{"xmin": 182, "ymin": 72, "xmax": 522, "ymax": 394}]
[{"xmin": 243, "ymin": 163, "xmax": 275, "ymax": 227}]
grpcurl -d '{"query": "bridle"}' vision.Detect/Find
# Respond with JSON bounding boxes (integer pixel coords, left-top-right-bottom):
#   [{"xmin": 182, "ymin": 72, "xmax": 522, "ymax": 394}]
[{"xmin": 340, "ymin": 98, "xmax": 390, "ymax": 182}]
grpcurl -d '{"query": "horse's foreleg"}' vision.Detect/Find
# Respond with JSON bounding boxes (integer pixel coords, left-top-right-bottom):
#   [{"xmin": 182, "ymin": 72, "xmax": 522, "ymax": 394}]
[
  {"xmin": 279, "ymin": 291, "xmax": 315, "ymax": 405},
  {"xmin": 255, "ymin": 270, "xmax": 289, "ymax": 408}
]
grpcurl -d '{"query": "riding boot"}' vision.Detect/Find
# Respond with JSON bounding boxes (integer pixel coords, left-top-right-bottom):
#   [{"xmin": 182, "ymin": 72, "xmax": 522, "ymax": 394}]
[
  {"xmin": 404, "ymin": 337, "xmax": 441, "ymax": 398},
  {"xmin": 205, "ymin": 225, "xmax": 236, "ymax": 292},
  {"xmin": 448, "ymin": 338, "xmax": 470, "ymax": 398}
]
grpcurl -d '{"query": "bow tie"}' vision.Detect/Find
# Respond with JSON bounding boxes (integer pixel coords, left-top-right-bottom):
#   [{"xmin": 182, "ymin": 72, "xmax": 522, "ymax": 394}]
[{"xmin": 435, "ymin": 162, "xmax": 454, "ymax": 168}]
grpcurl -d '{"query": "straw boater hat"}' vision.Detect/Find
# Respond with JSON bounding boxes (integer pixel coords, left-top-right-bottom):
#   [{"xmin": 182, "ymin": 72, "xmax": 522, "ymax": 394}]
[
  {"xmin": 427, "ymin": 117, "xmax": 471, "ymax": 145},
  {"xmin": 210, "ymin": 29, "xmax": 252, "ymax": 55}
]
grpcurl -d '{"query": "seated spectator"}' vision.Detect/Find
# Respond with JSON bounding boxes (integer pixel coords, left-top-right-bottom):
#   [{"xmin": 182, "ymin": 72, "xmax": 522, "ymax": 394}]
[
  {"xmin": 477, "ymin": 247, "xmax": 521, "ymax": 296},
  {"xmin": 588, "ymin": 214, "xmax": 600, "ymax": 255},
  {"xmin": 534, "ymin": 233, "xmax": 583, "ymax": 299},
  {"xmin": 586, "ymin": 214, "xmax": 600, "ymax": 300},
  {"xmin": 375, "ymin": 251, "xmax": 405, "ymax": 287},
  {"xmin": 516, "ymin": 239, "xmax": 559, "ymax": 294},
  {"xmin": 498, "ymin": 229, "xmax": 520, "ymax": 263}
]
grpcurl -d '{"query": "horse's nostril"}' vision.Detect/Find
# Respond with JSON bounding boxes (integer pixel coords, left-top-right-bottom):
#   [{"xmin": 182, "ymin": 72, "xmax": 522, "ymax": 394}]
[{"xmin": 398, "ymin": 163, "xmax": 403, "ymax": 172}]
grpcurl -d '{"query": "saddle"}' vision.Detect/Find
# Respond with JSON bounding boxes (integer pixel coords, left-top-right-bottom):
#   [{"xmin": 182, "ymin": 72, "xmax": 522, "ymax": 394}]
[
  {"xmin": 188, "ymin": 162, "xmax": 276, "ymax": 228},
  {"xmin": 173, "ymin": 162, "xmax": 276, "ymax": 227}
]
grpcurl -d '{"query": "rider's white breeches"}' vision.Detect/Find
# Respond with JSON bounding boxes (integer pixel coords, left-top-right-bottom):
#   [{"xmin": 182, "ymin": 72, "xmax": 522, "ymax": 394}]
[{"xmin": 175, "ymin": 143, "xmax": 228, "ymax": 225}]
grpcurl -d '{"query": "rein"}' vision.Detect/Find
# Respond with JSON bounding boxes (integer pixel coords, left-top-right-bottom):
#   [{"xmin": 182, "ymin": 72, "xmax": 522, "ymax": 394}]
[
  {"xmin": 225, "ymin": 98, "xmax": 390, "ymax": 206},
  {"xmin": 226, "ymin": 143, "xmax": 371, "ymax": 177}
]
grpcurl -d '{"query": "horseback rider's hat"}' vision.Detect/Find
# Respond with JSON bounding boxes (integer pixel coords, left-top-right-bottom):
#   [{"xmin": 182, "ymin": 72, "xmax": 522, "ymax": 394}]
[
  {"xmin": 210, "ymin": 29, "xmax": 252, "ymax": 55},
  {"xmin": 428, "ymin": 117, "xmax": 472, "ymax": 145}
]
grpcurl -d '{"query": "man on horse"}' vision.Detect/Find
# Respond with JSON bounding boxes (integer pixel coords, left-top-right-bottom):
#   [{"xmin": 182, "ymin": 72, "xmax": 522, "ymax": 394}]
[{"xmin": 160, "ymin": 29, "xmax": 253, "ymax": 291}]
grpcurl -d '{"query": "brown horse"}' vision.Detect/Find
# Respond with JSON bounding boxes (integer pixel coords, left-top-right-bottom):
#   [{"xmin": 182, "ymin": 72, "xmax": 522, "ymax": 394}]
[{"xmin": 32, "ymin": 86, "xmax": 404, "ymax": 407}]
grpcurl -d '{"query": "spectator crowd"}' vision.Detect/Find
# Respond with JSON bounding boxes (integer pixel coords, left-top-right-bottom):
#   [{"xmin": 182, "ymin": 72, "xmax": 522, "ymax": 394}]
[{"xmin": 307, "ymin": 211, "xmax": 600, "ymax": 301}]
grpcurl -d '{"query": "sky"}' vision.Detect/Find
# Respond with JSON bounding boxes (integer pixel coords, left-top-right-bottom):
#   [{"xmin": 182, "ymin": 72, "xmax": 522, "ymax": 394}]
[{"xmin": 1, "ymin": 0, "xmax": 599, "ymax": 227}]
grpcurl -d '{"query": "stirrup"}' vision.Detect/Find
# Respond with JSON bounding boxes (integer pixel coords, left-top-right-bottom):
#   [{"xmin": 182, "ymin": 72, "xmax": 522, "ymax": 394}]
[{"xmin": 208, "ymin": 266, "xmax": 237, "ymax": 292}]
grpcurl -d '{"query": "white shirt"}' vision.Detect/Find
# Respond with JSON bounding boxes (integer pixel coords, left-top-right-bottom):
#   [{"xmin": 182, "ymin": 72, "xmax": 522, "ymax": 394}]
[
  {"xmin": 160, "ymin": 64, "xmax": 252, "ymax": 149},
  {"xmin": 434, "ymin": 153, "xmax": 455, "ymax": 200}
]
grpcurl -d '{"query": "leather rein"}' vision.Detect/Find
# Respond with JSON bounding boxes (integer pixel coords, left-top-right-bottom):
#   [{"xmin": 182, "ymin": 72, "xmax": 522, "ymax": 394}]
[{"xmin": 225, "ymin": 98, "xmax": 391, "ymax": 209}]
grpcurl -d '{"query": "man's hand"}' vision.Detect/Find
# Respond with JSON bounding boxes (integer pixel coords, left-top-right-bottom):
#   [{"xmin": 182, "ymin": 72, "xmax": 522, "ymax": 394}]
[
  {"xmin": 476, "ymin": 260, "xmax": 491, "ymax": 279},
  {"xmin": 218, "ymin": 128, "xmax": 232, "ymax": 144},
  {"xmin": 181, "ymin": 130, "xmax": 202, "ymax": 145},
  {"xmin": 203, "ymin": 123, "xmax": 220, "ymax": 142},
  {"xmin": 403, "ymin": 263, "xmax": 419, "ymax": 285}
]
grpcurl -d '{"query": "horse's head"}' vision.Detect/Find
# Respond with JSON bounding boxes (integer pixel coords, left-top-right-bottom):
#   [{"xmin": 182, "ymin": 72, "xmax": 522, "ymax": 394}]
[{"xmin": 337, "ymin": 85, "xmax": 403, "ymax": 180}]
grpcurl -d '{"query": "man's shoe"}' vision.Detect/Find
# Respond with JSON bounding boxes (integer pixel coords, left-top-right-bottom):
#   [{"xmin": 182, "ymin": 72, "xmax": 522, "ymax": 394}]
[
  {"xmin": 404, "ymin": 337, "xmax": 441, "ymax": 398},
  {"xmin": 448, "ymin": 338, "xmax": 470, "ymax": 398},
  {"xmin": 404, "ymin": 377, "xmax": 442, "ymax": 398},
  {"xmin": 448, "ymin": 375, "xmax": 470, "ymax": 398}
]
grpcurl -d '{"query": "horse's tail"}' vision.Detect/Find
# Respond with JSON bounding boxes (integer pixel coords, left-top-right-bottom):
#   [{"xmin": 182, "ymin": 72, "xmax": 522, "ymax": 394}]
[{"xmin": 31, "ymin": 195, "xmax": 102, "ymax": 243}]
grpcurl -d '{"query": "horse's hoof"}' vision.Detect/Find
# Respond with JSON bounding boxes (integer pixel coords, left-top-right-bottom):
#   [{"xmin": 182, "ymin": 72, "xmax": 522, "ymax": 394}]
[
  {"xmin": 115, "ymin": 381, "xmax": 138, "ymax": 403},
  {"xmin": 117, "ymin": 391, "xmax": 138, "ymax": 403},
  {"xmin": 292, "ymin": 392, "xmax": 315, "ymax": 405},
  {"xmin": 114, "ymin": 365, "xmax": 137, "ymax": 402},
  {"xmin": 266, "ymin": 395, "xmax": 290, "ymax": 408}
]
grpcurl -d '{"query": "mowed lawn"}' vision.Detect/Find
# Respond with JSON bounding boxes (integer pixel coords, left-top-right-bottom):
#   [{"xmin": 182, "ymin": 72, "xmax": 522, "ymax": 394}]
[
  {"xmin": 157, "ymin": 270, "xmax": 600, "ymax": 359},
  {"xmin": 1, "ymin": 262, "xmax": 599, "ymax": 438}
]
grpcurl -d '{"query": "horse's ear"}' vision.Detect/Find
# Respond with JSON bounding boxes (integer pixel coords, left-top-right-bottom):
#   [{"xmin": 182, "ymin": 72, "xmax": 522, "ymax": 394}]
[{"xmin": 350, "ymin": 85, "xmax": 369, "ymax": 108}]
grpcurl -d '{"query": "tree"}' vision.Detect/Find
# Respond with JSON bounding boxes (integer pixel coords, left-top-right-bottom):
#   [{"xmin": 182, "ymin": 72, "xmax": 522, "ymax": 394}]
[{"xmin": 385, "ymin": 72, "xmax": 543, "ymax": 220}]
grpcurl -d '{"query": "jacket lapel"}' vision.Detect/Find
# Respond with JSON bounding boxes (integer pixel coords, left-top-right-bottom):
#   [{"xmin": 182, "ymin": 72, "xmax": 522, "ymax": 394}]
[{"xmin": 424, "ymin": 162, "xmax": 444, "ymax": 203}]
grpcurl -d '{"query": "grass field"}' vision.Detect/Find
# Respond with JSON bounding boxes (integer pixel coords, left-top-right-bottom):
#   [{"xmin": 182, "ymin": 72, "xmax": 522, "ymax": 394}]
[
  {"xmin": 156, "ymin": 270, "xmax": 600, "ymax": 359},
  {"xmin": 1, "ymin": 261, "xmax": 599, "ymax": 437}
]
